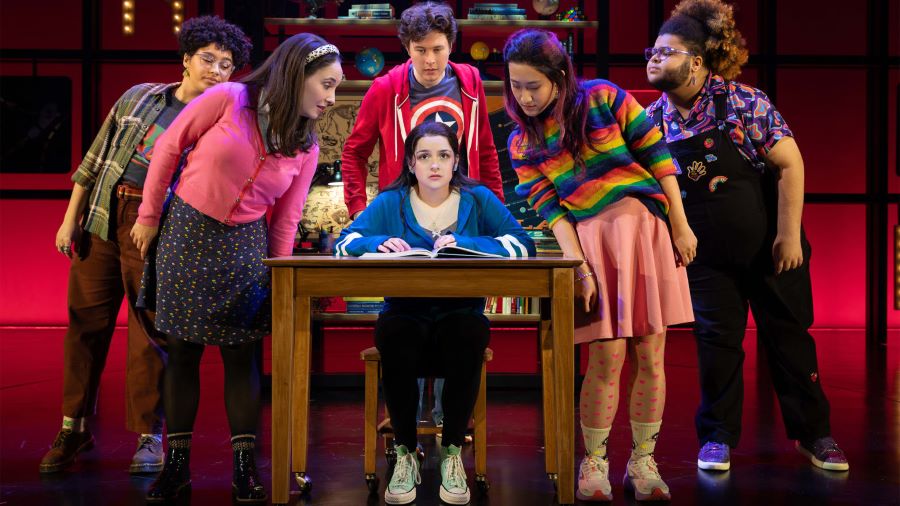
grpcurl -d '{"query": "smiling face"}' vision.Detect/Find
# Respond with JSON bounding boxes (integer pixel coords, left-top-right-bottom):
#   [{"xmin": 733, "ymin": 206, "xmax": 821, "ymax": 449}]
[
  {"xmin": 183, "ymin": 43, "xmax": 234, "ymax": 92},
  {"xmin": 507, "ymin": 61, "xmax": 556, "ymax": 117},
  {"xmin": 300, "ymin": 60, "xmax": 343, "ymax": 119},
  {"xmin": 646, "ymin": 34, "xmax": 696, "ymax": 92},
  {"xmin": 410, "ymin": 134, "xmax": 458, "ymax": 195},
  {"xmin": 407, "ymin": 30, "xmax": 452, "ymax": 88}
]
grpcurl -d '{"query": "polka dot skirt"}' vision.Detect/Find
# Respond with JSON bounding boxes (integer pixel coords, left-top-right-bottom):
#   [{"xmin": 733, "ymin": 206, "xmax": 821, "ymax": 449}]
[{"xmin": 155, "ymin": 195, "xmax": 271, "ymax": 345}]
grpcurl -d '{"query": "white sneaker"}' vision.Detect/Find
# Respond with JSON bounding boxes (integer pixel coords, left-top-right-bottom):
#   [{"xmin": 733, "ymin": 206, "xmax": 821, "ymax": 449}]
[
  {"xmin": 576, "ymin": 453, "xmax": 612, "ymax": 501},
  {"xmin": 624, "ymin": 455, "xmax": 671, "ymax": 501},
  {"xmin": 385, "ymin": 445, "xmax": 420, "ymax": 505},
  {"xmin": 439, "ymin": 445, "xmax": 470, "ymax": 505}
]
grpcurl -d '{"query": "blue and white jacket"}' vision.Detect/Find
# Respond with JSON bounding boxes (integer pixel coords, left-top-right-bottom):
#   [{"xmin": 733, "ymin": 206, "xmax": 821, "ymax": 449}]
[{"xmin": 335, "ymin": 184, "xmax": 536, "ymax": 316}]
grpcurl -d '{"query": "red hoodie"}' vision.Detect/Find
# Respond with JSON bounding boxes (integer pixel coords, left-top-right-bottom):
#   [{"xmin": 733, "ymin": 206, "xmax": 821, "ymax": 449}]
[{"xmin": 341, "ymin": 60, "xmax": 503, "ymax": 217}]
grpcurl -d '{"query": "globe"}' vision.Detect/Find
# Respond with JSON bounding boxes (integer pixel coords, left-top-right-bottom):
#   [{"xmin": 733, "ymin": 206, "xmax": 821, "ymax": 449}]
[
  {"xmin": 355, "ymin": 47, "xmax": 384, "ymax": 78},
  {"xmin": 533, "ymin": 0, "xmax": 559, "ymax": 15},
  {"xmin": 470, "ymin": 41, "xmax": 489, "ymax": 61}
]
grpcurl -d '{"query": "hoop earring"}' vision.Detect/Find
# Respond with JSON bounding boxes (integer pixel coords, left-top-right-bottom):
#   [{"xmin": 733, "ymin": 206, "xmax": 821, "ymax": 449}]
[{"xmin": 183, "ymin": 68, "xmax": 190, "ymax": 78}]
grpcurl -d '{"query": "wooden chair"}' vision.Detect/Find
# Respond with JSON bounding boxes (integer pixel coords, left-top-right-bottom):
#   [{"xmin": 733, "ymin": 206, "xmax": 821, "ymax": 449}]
[{"xmin": 361, "ymin": 346, "xmax": 492, "ymax": 494}]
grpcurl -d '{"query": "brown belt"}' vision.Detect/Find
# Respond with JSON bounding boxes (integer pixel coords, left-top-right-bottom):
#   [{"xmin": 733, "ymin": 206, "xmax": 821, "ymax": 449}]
[{"xmin": 116, "ymin": 184, "xmax": 143, "ymax": 201}]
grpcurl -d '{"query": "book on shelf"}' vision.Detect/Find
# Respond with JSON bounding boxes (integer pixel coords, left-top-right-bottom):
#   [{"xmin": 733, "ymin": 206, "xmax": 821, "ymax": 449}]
[
  {"xmin": 359, "ymin": 245, "xmax": 504, "ymax": 259},
  {"xmin": 344, "ymin": 296, "xmax": 384, "ymax": 314},
  {"xmin": 467, "ymin": 14, "xmax": 527, "ymax": 20},
  {"xmin": 468, "ymin": 2, "xmax": 526, "ymax": 19},
  {"xmin": 472, "ymin": 2, "xmax": 521, "ymax": 7},
  {"xmin": 469, "ymin": 7, "xmax": 526, "ymax": 14},
  {"xmin": 345, "ymin": 10, "xmax": 393, "ymax": 19}
]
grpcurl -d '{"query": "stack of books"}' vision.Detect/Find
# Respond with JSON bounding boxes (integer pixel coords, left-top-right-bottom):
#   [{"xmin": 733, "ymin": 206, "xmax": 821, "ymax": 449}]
[
  {"xmin": 527, "ymin": 229, "xmax": 563, "ymax": 257},
  {"xmin": 467, "ymin": 3, "xmax": 526, "ymax": 20},
  {"xmin": 344, "ymin": 297, "xmax": 385, "ymax": 314},
  {"xmin": 340, "ymin": 3, "xmax": 394, "ymax": 19}
]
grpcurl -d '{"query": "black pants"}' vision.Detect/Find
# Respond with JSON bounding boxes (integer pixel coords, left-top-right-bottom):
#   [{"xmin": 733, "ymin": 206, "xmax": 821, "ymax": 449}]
[
  {"xmin": 374, "ymin": 311, "xmax": 490, "ymax": 449},
  {"xmin": 689, "ymin": 236, "xmax": 831, "ymax": 447},
  {"xmin": 164, "ymin": 335, "xmax": 261, "ymax": 437}
]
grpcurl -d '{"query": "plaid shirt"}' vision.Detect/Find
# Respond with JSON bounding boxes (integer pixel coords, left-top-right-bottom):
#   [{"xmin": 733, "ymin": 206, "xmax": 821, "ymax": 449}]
[{"xmin": 72, "ymin": 82, "xmax": 179, "ymax": 240}]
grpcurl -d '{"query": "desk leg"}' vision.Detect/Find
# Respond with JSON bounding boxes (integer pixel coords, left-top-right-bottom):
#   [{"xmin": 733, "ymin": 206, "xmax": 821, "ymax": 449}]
[
  {"xmin": 539, "ymin": 299, "xmax": 557, "ymax": 480},
  {"xmin": 291, "ymin": 295, "xmax": 312, "ymax": 490},
  {"xmin": 271, "ymin": 268, "xmax": 295, "ymax": 504},
  {"xmin": 552, "ymin": 268, "xmax": 575, "ymax": 505}
]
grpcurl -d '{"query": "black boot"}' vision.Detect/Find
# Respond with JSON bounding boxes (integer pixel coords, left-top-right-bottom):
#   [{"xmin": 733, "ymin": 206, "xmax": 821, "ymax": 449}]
[
  {"xmin": 232, "ymin": 435, "xmax": 267, "ymax": 503},
  {"xmin": 146, "ymin": 434, "xmax": 192, "ymax": 502}
]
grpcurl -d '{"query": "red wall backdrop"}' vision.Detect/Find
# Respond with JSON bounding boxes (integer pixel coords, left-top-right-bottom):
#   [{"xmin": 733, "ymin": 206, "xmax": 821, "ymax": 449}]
[{"xmin": 0, "ymin": 0, "xmax": 897, "ymax": 329}]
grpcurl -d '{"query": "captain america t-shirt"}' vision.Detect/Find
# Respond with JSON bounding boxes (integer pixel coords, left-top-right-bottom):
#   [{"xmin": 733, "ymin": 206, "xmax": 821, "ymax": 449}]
[{"xmin": 409, "ymin": 64, "xmax": 468, "ymax": 175}]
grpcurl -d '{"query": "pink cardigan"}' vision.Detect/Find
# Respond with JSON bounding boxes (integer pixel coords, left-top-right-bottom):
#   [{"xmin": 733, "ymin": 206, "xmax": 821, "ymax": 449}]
[{"xmin": 137, "ymin": 82, "xmax": 318, "ymax": 257}]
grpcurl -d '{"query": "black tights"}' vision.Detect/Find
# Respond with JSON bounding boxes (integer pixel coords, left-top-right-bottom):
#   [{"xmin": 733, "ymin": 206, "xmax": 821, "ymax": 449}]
[
  {"xmin": 374, "ymin": 312, "xmax": 490, "ymax": 449},
  {"xmin": 164, "ymin": 335, "xmax": 260, "ymax": 437}
]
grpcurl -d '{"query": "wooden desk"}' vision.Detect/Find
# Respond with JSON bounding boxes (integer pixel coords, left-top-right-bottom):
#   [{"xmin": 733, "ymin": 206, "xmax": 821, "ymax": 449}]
[{"xmin": 264, "ymin": 256, "xmax": 580, "ymax": 505}]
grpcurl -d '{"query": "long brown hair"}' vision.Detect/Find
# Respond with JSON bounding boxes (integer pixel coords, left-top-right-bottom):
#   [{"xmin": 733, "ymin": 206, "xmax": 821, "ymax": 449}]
[
  {"xmin": 503, "ymin": 29, "xmax": 594, "ymax": 167},
  {"xmin": 241, "ymin": 33, "xmax": 340, "ymax": 156}
]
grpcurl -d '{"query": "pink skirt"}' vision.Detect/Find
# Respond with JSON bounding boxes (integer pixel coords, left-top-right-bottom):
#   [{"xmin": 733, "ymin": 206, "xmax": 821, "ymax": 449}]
[{"xmin": 574, "ymin": 197, "xmax": 693, "ymax": 343}]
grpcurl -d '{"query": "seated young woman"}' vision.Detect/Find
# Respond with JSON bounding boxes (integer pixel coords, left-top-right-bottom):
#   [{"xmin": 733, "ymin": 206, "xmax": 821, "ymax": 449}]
[{"xmin": 335, "ymin": 121, "xmax": 535, "ymax": 505}]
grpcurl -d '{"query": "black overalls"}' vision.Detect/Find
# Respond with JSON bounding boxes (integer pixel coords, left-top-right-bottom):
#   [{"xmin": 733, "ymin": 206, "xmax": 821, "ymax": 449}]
[{"xmin": 654, "ymin": 91, "xmax": 831, "ymax": 447}]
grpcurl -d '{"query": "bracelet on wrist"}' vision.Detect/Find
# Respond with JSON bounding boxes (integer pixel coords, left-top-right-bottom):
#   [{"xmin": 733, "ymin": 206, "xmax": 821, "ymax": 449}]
[{"xmin": 575, "ymin": 271, "xmax": 594, "ymax": 282}]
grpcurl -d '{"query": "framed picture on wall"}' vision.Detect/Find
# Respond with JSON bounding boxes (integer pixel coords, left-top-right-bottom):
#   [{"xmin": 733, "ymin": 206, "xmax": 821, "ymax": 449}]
[
  {"xmin": 0, "ymin": 63, "xmax": 82, "ymax": 192},
  {"xmin": 0, "ymin": 76, "xmax": 72, "ymax": 174}
]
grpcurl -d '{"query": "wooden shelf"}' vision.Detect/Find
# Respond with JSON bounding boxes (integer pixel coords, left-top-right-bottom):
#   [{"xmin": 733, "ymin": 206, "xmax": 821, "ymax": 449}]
[
  {"xmin": 313, "ymin": 312, "xmax": 540, "ymax": 323},
  {"xmin": 265, "ymin": 17, "xmax": 597, "ymax": 30}
]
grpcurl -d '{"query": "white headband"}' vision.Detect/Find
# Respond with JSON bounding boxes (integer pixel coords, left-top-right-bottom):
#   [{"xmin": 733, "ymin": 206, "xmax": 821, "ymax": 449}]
[{"xmin": 306, "ymin": 44, "xmax": 340, "ymax": 64}]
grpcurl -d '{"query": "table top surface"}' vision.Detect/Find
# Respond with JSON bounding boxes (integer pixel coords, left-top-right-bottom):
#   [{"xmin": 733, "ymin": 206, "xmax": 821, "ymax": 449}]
[{"xmin": 265, "ymin": 255, "xmax": 582, "ymax": 268}]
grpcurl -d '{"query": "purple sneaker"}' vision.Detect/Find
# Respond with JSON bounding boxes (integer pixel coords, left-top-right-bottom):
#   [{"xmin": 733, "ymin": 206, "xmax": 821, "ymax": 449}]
[
  {"xmin": 697, "ymin": 442, "xmax": 730, "ymax": 471},
  {"xmin": 795, "ymin": 437, "xmax": 849, "ymax": 471}
]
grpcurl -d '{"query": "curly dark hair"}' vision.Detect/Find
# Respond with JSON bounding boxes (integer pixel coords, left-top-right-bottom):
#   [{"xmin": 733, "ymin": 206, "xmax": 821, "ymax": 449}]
[
  {"xmin": 397, "ymin": 2, "xmax": 457, "ymax": 49},
  {"xmin": 659, "ymin": 0, "xmax": 748, "ymax": 80},
  {"xmin": 178, "ymin": 15, "xmax": 252, "ymax": 71}
]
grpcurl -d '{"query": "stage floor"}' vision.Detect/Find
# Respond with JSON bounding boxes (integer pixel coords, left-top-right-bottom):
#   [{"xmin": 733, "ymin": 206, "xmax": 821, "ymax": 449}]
[{"xmin": 1, "ymin": 328, "xmax": 897, "ymax": 505}]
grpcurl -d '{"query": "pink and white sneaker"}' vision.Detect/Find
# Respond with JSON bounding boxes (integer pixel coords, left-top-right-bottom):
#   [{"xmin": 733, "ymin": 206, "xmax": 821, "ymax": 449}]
[
  {"xmin": 576, "ymin": 453, "xmax": 612, "ymax": 502},
  {"xmin": 623, "ymin": 455, "xmax": 671, "ymax": 501}
]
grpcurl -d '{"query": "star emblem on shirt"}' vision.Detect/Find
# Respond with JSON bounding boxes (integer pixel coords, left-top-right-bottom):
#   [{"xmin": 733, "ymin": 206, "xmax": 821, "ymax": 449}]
[{"xmin": 431, "ymin": 111, "xmax": 457, "ymax": 129}]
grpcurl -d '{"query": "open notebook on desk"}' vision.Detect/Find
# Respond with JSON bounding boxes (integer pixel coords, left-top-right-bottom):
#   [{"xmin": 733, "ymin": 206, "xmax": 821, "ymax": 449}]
[{"xmin": 360, "ymin": 245, "xmax": 504, "ymax": 259}]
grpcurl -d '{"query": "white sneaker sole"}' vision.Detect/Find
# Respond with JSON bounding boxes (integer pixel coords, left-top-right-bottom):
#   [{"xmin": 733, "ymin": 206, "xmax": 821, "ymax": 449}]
[
  {"xmin": 697, "ymin": 458, "xmax": 730, "ymax": 471},
  {"xmin": 439, "ymin": 486, "xmax": 470, "ymax": 504},
  {"xmin": 129, "ymin": 461, "xmax": 164, "ymax": 474},
  {"xmin": 576, "ymin": 487, "xmax": 613, "ymax": 501},
  {"xmin": 623, "ymin": 474, "xmax": 671, "ymax": 501},
  {"xmin": 794, "ymin": 442, "xmax": 849, "ymax": 471},
  {"xmin": 385, "ymin": 487, "xmax": 416, "ymax": 504}
]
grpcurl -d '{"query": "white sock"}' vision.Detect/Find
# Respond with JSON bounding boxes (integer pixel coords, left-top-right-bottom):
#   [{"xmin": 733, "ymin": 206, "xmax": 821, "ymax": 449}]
[
  {"xmin": 581, "ymin": 423, "xmax": 611, "ymax": 459},
  {"xmin": 630, "ymin": 420, "xmax": 662, "ymax": 460},
  {"xmin": 62, "ymin": 416, "xmax": 86, "ymax": 433}
]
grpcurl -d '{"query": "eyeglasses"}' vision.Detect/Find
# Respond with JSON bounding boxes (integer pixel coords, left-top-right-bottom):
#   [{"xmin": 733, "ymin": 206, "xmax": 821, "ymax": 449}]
[
  {"xmin": 644, "ymin": 46, "xmax": 693, "ymax": 61},
  {"xmin": 194, "ymin": 52, "xmax": 234, "ymax": 74}
]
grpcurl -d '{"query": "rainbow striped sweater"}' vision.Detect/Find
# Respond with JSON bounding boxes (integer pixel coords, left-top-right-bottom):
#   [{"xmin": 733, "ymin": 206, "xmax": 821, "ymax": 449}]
[{"xmin": 507, "ymin": 79, "xmax": 678, "ymax": 228}]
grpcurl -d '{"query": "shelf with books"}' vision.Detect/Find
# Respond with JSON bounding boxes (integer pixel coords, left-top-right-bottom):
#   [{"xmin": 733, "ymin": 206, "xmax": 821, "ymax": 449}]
[{"xmin": 264, "ymin": 7, "xmax": 601, "ymax": 84}]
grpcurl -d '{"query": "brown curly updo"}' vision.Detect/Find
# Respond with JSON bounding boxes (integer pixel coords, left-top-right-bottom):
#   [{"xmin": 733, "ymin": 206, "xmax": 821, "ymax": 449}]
[{"xmin": 659, "ymin": 0, "xmax": 748, "ymax": 80}]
